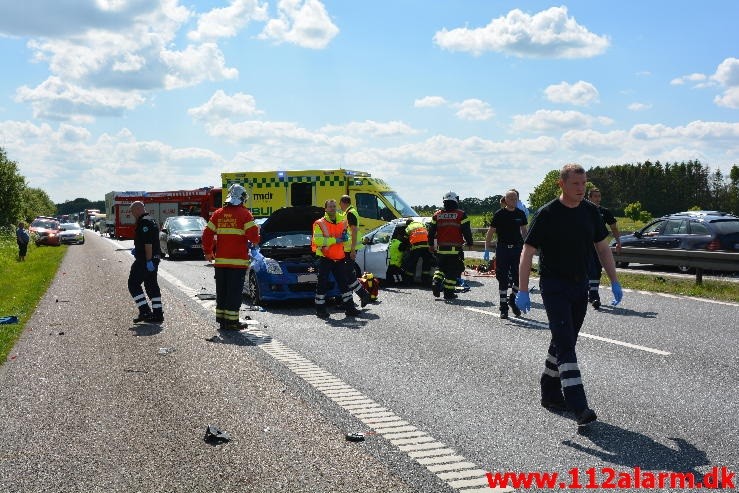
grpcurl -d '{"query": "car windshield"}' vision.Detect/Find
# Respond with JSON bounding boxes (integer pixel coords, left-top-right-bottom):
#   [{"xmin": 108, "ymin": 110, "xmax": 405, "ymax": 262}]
[
  {"xmin": 32, "ymin": 220, "xmax": 57, "ymax": 229},
  {"xmin": 262, "ymin": 233, "xmax": 312, "ymax": 248},
  {"xmin": 710, "ymin": 219, "xmax": 739, "ymax": 234},
  {"xmin": 168, "ymin": 217, "xmax": 206, "ymax": 232},
  {"xmin": 381, "ymin": 192, "xmax": 418, "ymax": 217},
  {"xmin": 60, "ymin": 223, "xmax": 81, "ymax": 231}
]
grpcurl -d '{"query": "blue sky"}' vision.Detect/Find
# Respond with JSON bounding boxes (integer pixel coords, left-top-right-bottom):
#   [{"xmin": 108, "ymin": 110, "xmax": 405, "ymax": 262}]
[{"xmin": 1, "ymin": 1, "xmax": 738, "ymax": 208}]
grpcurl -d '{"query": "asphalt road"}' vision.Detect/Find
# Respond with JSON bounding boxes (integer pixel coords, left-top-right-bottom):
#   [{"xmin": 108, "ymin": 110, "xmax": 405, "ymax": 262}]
[{"xmin": 2, "ymin": 232, "xmax": 737, "ymax": 492}]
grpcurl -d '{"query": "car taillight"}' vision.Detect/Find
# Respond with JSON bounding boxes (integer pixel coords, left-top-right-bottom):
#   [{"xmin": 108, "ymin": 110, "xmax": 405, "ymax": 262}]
[{"xmin": 706, "ymin": 240, "xmax": 720, "ymax": 250}]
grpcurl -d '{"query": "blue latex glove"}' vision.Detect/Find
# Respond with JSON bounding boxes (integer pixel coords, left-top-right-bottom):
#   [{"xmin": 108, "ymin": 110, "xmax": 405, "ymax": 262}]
[
  {"xmin": 611, "ymin": 281, "xmax": 623, "ymax": 306},
  {"xmin": 515, "ymin": 291, "xmax": 531, "ymax": 314},
  {"xmin": 146, "ymin": 260, "xmax": 155, "ymax": 272},
  {"xmin": 130, "ymin": 248, "xmax": 136, "ymax": 256},
  {"xmin": 483, "ymin": 249, "xmax": 490, "ymax": 262}
]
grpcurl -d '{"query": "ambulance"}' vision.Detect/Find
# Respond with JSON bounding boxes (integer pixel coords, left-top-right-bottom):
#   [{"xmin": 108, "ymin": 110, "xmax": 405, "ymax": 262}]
[{"xmin": 221, "ymin": 169, "xmax": 418, "ymax": 235}]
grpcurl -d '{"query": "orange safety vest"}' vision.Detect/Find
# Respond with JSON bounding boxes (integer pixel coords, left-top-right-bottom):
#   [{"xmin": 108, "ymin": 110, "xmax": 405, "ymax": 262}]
[
  {"xmin": 406, "ymin": 221, "xmax": 429, "ymax": 246},
  {"xmin": 202, "ymin": 205, "xmax": 259, "ymax": 269},
  {"xmin": 311, "ymin": 216, "xmax": 346, "ymax": 260},
  {"xmin": 432, "ymin": 209, "xmax": 466, "ymax": 248}
]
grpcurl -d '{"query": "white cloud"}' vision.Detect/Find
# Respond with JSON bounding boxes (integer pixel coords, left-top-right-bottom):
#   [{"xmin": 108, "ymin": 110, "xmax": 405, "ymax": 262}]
[
  {"xmin": 187, "ymin": 0, "xmax": 269, "ymax": 42},
  {"xmin": 414, "ymin": 96, "xmax": 448, "ymax": 108},
  {"xmin": 433, "ymin": 6, "xmax": 609, "ymax": 58},
  {"xmin": 511, "ymin": 109, "xmax": 612, "ymax": 133},
  {"xmin": 258, "ymin": 0, "xmax": 339, "ymax": 49},
  {"xmin": 161, "ymin": 43, "xmax": 238, "ymax": 89},
  {"xmin": 714, "ymin": 87, "xmax": 739, "ymax": 109},
  {"xmin": 453, "ymin": 99, "xmax": 494, "ymax": 121},
  {"xmin": 544, "ymin": 80, "xmax": 599, "ymax": 106},
  {"xmin": 670, "ymin": 73, "xmax": 708, "ymax": 86},
  {"xmin": 188, "ymin": 90, "xmax": 263, "ymax": 123},
  {"xmin": 628, "ymin": 102, "xmax": 652, "ymax": 111},
  {"xmin": 320, "ymin": 120, "xmax": 421, "ymax": 138}
]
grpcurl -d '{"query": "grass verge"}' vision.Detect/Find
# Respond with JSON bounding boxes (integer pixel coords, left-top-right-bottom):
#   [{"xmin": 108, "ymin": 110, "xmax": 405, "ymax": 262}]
[
  {"xmin": 465, "ymin": 258, "xmax": 739, "ymax": 304},
  {"xmin": 0, "ymin": 228, "xmax": 67, "ymax": 364}
]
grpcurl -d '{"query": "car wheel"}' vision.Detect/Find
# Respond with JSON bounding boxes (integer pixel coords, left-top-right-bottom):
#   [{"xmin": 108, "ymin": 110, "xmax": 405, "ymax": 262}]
[
  {"xmin": 245, "ymin": 270, "xmax": 261, "ymax": 304},
  {"xmin": 166, "ymin": 242, "xmax": 176, "ymax": 260},
  {"xmin": 677, "ymin": 265, "xmax": 692, "ymax": 274},
  {"xmin": 616, "ymin": 261, "xmax": 629, "ymax": 268}
]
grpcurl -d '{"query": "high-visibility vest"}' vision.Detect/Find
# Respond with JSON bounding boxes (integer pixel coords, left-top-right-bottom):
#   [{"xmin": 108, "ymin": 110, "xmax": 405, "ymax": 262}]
[
  {"xmin": 343, "ymin": 205, "xmax": 362, "ymax": 253},
  {"xmin": 432, "ymin": 209, "xmax": 468, "ymax": 248},
  {"xmin": 311, "ymin": 216, "xmax": 346, "ymax": 260},
  {"xmin": 202, "ymin": 205, "xmax": 259, "ymax": 268},
  {"xmin": 389, "ymin": 239, "xmax": 403, "ymax": 267},
  {"xmin": 406, "ymin": 221, "xmax": 429, "ymax": 247}
]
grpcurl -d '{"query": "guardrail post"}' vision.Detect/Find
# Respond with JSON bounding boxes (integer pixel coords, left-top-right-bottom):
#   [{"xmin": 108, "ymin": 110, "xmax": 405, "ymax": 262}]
[{"xmin": 695, "ymin": 268, "xmax": 703, "ymax": 285}]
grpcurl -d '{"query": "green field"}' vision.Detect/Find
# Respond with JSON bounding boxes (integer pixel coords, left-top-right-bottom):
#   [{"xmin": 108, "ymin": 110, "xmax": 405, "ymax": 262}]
[{"xmin": 0, "ymin": 227, "xmax": 67, "ymax": 363}]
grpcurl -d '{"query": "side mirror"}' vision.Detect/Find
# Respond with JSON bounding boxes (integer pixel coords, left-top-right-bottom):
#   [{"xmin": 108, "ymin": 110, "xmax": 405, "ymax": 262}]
[{"xmin": 633, "ymin": 231, "xmax": 642, "ymax": 238}]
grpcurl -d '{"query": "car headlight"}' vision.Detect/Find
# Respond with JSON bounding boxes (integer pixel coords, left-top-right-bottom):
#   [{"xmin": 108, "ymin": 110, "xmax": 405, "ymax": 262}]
[{"xmin": 265, "ymin": 258, "xmax": 283, "ymax": 275}]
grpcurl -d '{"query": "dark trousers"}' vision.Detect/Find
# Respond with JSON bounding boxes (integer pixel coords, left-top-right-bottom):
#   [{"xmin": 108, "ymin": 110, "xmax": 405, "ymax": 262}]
[
  {"xmin": 539, "ymin": 277, "xmax": 589, "ymax": 412},
  {"xmin": 315, "ymin": 257, "xmax": 352, "ymax": 309},
  {"xmin": 433, "ymin": 250, "xmax": 465, "ymax": 295},
  {"xmin": 403, "ymin": 247, "xmax": 434, "ymax": 282},
  {"xmin": 128, "ymin": 259, "xmax": 162, "ymax": 315},
  {"xmin": 495, "ymin": 244, "xmax": 522, "ymax": 309},
  {"xmin": 214, "ymin": 267, "xmax": 246, "ymax": 324},
  {"xmin": 18, "ymin": 242, "xmax": 28, "ymax": 258},
  {"xmin": 587, "ymin": 246, "xmax": 602, "ymax": 302},
  {"xmin": 343, "ymin": 253, "xmax": 362, "ymax": 293}
]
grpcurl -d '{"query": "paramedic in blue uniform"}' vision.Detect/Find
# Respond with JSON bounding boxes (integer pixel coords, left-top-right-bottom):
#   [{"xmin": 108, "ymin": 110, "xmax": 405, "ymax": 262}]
[
  {"xmin": 516, "ymin": 163, "xmax": 623, "ymax": 428},
  {"xmin": 586, "ymin": 188, "xmax": 622, "ymax": 309},
  {"xmin": 128, "ymin": 201, "xmax": 163, "ymax": 323}
]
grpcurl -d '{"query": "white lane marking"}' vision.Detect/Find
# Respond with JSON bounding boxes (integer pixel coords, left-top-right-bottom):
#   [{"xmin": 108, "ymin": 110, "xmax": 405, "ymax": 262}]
[
  {"xmin": 464, "ymin": 307, "xmax": 672, "ymax": 356},
  {"xmin": 150, "ymin": 261, "xmax": 491, "ymax": 492}
]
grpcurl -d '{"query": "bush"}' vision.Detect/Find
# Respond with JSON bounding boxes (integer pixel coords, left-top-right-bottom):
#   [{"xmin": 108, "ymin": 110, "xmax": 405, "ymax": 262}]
[
  {"xmin": 623, "ymin": 201, "xmax": 642, "ymax": 221},
  {"xmin": 639, "ymin": 210, "xmax": 653, "ymax": 222}
]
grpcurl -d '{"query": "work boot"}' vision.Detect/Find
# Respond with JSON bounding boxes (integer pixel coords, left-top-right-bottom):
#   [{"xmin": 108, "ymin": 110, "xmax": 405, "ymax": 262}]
[
  {"xmin": 432, "ymin": 280, "xmax": 442, "ymax": 298},
  {"xmin": 499, "ymin": 301, "xmax": 509, "ymax": 319},
  {"xmin": 149, "ymin": 312, "xmax": 164, "ymax": 324},
  {"xmin": 576, "ymin": 408, "xmax": 598, "ymax": 427},
  {"xmin": 316, "ymin": 307, "xmax": 330, "ymax": 319},
  {"xmin": 591, "ymin": 299, "xmax": 601, "ymax": 310},
  {"xmin": 443, "ymin": 291, "xmax": 458, "ymax": 300},
  {"xmin": 345, "ymin": 305, "xmax": 361, "ymax": 317},
  {"xmin": 541, "ymin": 395, "xmax": 568, "ymax": 411},
  {"xmin": 509, "ymin": 293, "xmax": 521, "ymax": 317},
  {"xmin": 133, "ymin": 311, "xmax": 153, "ymax": 323},
  {"xmin": 358, "ymin": 288, "xmax": 371, "ymax": 308}
]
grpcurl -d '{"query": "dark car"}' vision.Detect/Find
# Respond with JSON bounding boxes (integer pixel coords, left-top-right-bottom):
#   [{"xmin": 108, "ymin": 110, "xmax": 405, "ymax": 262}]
[
  {"xmin": 243, "ymin": 206, "xmax": 343, "ymax": 304},
  {"xmin": 29, "ymin": 217, "xmax": 61, "ymax": 246},
  {"xmin": 613, "ymin": 210, "xmax": 739, "ymax": 272},
  {"xmin": 159, "ymin": 216, "xmax": 207, "ymax": 259}
]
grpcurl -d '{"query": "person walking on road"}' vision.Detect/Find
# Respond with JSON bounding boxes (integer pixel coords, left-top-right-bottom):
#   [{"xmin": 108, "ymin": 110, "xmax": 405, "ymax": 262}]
[
  {"xmin": 484, "ymin": 190, "xmax": 528, "ymax": 319},
  {"xmin": 312, "ymin": 199, "xmax": 361, "ymax": 319},
  {"xmin": 427, "ymin": 191, "xmax": 474, "ymax": 300},
  {"xmin": 202, "ymin": 184, "xmax": 260, "ymax": 330},
  {"xmin": 128, "ymin": 201, "xmax": 164, "ymax": 324},
  {"xmin": 338, "ymin": 195, "xmax": 371, "ymax": 307},
  {"xmin": 586, "ymin": 188, "xmax": 622, "ymax": 309},
  {"xmin": 16, "ymin": 221, "xmax": 29, "ymax": 261},
  {"xmin": 515, "ymin": 163, "xmax": 623, "ymax": 428}
]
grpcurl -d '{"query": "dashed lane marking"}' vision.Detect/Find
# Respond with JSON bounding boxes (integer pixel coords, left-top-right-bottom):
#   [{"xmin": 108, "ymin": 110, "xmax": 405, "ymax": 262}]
[
  {"xmin": 463, "ymin": 307, "xmax": 672, "ymax": 356},
  {"xmin": 149, "ymin": 255, "xmax": 507, "ymax": 493}
]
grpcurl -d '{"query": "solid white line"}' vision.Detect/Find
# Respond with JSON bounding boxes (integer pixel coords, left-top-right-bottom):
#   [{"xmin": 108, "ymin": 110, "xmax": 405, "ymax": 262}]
[{"xmin": 463, "ymin": 307, "xmax": 671, "ymax": 356}]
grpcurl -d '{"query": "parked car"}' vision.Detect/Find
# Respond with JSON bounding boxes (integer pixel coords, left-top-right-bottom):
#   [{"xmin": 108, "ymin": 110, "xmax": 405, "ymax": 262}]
[
  {"xmin": 355, "ymin": 217, "xmax": 434, "ymax": 281},
  {"xmin": 29, "ymin": 217, "xmax": 61, "ymax": 246},
  {"xmin": 613, "ymin": 210, "xmax": 739, "ymax": 272},
  {"xmin": 243, "ymin": 206, "xmax": 343, "ymax": 304},
  {"xmin": 159, "ymin": 216, "xmax": 207, "ymax": 259},
  {"xmin": 58, "ymin": 222, "xmax": 85, "ymax": 245}
]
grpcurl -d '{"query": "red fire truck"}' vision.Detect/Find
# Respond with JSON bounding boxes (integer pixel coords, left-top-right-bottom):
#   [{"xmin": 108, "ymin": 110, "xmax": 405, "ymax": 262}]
[{"xmin": 105, "ymin": 187, "xmax": 222, "ymax": 240}]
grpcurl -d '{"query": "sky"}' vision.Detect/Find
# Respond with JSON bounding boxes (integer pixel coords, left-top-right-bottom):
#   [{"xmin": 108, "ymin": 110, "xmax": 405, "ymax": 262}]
[{"xmin": 1, "ymin": 0, "xmax": 738, "ymax": 208}]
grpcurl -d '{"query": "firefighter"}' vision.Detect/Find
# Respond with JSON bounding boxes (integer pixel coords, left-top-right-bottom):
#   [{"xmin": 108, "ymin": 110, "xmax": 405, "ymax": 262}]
[
  {"xmin": 338, "ymin": 195, "xmax": 371, "ymax": 307},
  {"xmin": 484, "ymin": 190, "xmax": 528, "ymax": 319},
  {"xmin": 403, "ymin": 218, "xmax": 434, "ymax": 284},
  {"xmin": 128, "ymin": 201, "xmax": 164, "ymax": 323},
  {"xmin": 427, "ymin": 191, "xmax": 474, "ymax": 300},
  {"xmin": 516, "ymin": 163, "xmax": 623, "ymax": 428},
  {"xmin": 586, "ymin": 188, "xmax": 622, "ymax": 309},
  {"xmin": 386, "ymin": 225, "xmax": 408, "ymax": 285},
  {"xmin": 202, "ymin": 184, "xmax": 260, "ymax": 331},
  {"xmin": 312, "ymin": 199, "xmax": 359, "ymax": 319}
]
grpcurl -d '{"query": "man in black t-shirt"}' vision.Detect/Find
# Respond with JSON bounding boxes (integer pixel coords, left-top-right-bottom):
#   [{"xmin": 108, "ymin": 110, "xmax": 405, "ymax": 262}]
[
  {"xmin": 516, "ymin": 164, "xmax": 623, "ymax": 428},
  {"xmin": 128, "ymin": 201, "xmax": 164, "ymax": 324},
  {"xmin": 484, "ymin": 190, "xmax": 528, "ymax": 318},
  {"xmin": 586, "ymin": 188, "xmax": 622, "ymax": 309}
]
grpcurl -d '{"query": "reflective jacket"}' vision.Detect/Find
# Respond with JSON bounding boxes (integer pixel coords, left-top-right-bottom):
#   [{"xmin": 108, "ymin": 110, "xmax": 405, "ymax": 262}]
[
  {"xmin": 343, "ymin": 205, "xmax": 361, "ymax": 253},
  {"xmin": 312, "ymin": 214, "xmax": 347, "ymax": 260},
  {"xmin": 202, "ymin": 205, "xmax": 259, "ymax": 268},
  {"xmin": 389, "ymin": 239, "xmax": 403, "ymax": 267},
  {"xmin": 428, "ymin": 208, "xmax": 473, "ymax": 250},
  {"xmin": 405, "ymin": 221, "xmax": 429, "ymax": 249}
]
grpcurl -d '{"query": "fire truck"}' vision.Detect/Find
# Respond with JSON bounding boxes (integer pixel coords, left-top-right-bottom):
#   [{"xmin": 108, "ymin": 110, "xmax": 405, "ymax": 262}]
[{"xmin": 105, "ymin": 187, "xmax": 222, "ymax": 240}]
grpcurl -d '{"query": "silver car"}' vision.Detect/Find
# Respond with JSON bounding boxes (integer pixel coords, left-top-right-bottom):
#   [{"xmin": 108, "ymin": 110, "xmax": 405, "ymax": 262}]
[{"xmin": 58, "ymin": 222, "xmax": 85, "ymax": 245}]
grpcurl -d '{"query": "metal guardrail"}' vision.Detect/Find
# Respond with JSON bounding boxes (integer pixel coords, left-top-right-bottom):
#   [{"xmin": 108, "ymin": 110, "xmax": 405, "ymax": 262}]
[{"xmin": 612, "ymin": 246, "xmax": 739, "ymax": 283}]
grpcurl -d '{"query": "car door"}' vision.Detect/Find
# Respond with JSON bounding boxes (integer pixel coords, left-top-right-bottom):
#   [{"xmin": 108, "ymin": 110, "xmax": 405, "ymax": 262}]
[
  {"xmin": 632, "ymin": 219, "xmax": 665, "ymax": 247},
  {"xmin": 656, "ymin": 219, "xmax": 688, "ymax": 248},
  {"xmin": 358, "ymin": 222, "xmax": 396, "ymax": 278}
]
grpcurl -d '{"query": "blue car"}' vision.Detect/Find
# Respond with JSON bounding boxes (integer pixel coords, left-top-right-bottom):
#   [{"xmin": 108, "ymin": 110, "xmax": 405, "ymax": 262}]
[{"xmin": 244, "ymin": 206, "xmax": 342, "ymax": 303}]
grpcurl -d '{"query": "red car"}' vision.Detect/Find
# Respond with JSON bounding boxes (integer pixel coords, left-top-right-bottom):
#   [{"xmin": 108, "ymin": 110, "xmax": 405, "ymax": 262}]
[{"xmin": 30, "ymin": 217, "xmax": 61, "ymax": 246}]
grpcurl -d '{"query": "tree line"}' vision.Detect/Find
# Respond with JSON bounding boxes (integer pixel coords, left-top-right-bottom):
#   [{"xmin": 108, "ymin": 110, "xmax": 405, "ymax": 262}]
[{"xmin": 0, "ymin": 148, "xmax": 56, "ymax": 226}]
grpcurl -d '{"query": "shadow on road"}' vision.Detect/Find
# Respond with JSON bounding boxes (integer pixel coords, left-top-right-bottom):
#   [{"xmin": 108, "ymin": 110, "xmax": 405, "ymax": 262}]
[
  {"xmin": 564, "ymin": 421, "xmax": 710, "ymax": 480},
  {"xmin": 128, "ymin": 323, "xmax": 164, "ymax": 336}
]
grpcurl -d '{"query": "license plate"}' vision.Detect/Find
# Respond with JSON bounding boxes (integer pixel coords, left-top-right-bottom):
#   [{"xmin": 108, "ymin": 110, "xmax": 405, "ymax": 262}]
[
  {"xmin": 297, "ymin": 273, "xmax": 318, "ymax": 283},
  {"xmin": 190, "ymin": 244, "xmax": 202, "ymax": 249}
]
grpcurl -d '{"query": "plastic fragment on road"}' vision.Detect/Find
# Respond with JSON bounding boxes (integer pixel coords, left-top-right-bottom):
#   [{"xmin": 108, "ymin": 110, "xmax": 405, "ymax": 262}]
[
  {"xmin": 245, "ymin": 305, "xmax": 265, "ymax": 311},
  {"xmin": 345, "ymin": 432, "xmax": 366, "ymax": 442},
  {"xmin": 157, "ymin": 347, "xmax": 175, "ymax": 355},
  {"xmin": 0, "ymin": 316, "xmax": 19, "ymax": 325},
  {"xmin": 204, "ymin": 425, "xmax": 231, "ymax": 444},
  {"xmin": 196, "ymin": 293, "xmax": 216, "ymax": 300}
]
